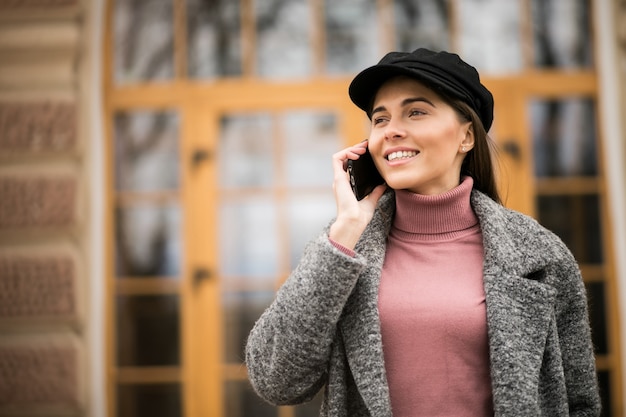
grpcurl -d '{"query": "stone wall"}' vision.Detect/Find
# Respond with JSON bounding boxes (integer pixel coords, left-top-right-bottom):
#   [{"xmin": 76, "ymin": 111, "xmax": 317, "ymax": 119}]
[{"xmin": 0, "ymin": 0, "xmax": 87, "ymax": 415}]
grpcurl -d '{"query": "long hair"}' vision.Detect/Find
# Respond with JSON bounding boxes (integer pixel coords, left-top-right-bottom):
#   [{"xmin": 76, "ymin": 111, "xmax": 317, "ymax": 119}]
[{"xmin": 447, "ymin": 99, "xmax": 502, "ymax": 205}]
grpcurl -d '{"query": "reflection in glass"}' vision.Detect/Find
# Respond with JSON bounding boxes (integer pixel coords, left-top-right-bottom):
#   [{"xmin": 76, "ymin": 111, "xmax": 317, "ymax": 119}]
[
  {"xmin": 325, "ymin": 0, "xmax": 380, "ymax": 75},
  {"xmin": 256, "ymin": 0, "xmax": 312, "ymax": 78},
  {"xmin": 283, "ymin": 111, "xmax": 339, "ymax": 187},
  {"xmin": 531, "ymin": 0, "xmax": 593, "ymax": 69},
  {"xmin": 586, "ymin": 282, "xmax": 608, "ymax": 355},
  {"xmin": 116, "ymin": 295, "xmax": 180, "ymax": 366},
  {"xmin": 530, "ymin": 98, "xmax": 597, "ymax": 177},
  {"xmin": 187, "ymin": 0, "xmax": 241, "ymax": 78},
  {"xmin": 294, "ymin": 390, "xmax": 324, "ymax": 417},
  {"xmin": 113, "ymin": 0, "xmax": 174, "ymax": 83},
  {"xmin": 288, "ymin": 194, "xmax": 336, "ymax": 269},
  {"xmin": 219, "ymin": 198, "xmax": 279, "ymax": 278},
  {"xmin": 224, "ymin": 380, "xmax": 277, "ymax": 417},
  {"xmin": 597, "ymin": 371, "xmax": 612, "ymax": 416},
  {"xmin": 115, "ymin": 204, "xmax": 182, "ymax": 277},
  {"xmin": 537, "ymin": 194, "xmax": 602, "ymax": 263},
  {"xmin": 457, "ymin": 0, "xmax": 522, "ymax": 74},
  {"xmin": 393, "ymin": 0, "xmax": 450, "ymax": 52},
  {"xmin": 114, "ymin": 111, "xmax": 180, "ymax": 192},
  {"xmin": 219, "ymin": 114, "xmax": 274, "ymax": 188},
  {"xmin": 117, "ymin": 383, "xmax": 182, "ymax": 417},
  {"xmin": 222, "ymin": 291, "xmax": 274, "ymax": 363}
]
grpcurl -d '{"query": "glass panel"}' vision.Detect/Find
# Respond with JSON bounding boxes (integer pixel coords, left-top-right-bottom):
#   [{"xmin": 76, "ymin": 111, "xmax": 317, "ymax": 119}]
[
  {"xmin": 536, "ymin": 194, "xmax": 602, "ymax": 264},
  {"xmin": 325, "ymin": 0, "xmax": 380, "ymax": 75},
  {"xmin": 294, "ymin": 390, "xmax": 324, "ymax": 417},
  {"xmin": 219, "ymin": 114, "xmax": 274, "ymax": 188},
  {"xmin": 219, "ymin": 198, "xmax": 279, "ymax": 278},
  {"xmin": 224, "ymin": 380, "xmax": 277, "ymax": 417},
  {"xmin": 187, "ymin": 0, "xmax": 241, "ymax": 78},
  {"xmin": 117, "ymin": 383, "xmax": 182, "ymax": 417},
  {"xmin": 283, "ymin": 111, "xmax": 340, "ymax": 187},
  {"xmin": 531, "ymin": 0, "xmax": 593, "ymax": 69},
  {"xmin": 586, "ymin": 282, "xmax": 608, "ymax": 355},
  {"xmin": 115, "ymin": 204, "xmax": 182, "ymax": 277},
  {"xmin": 256, "ymin": 0, "xmax": 312, "ymax": 79},
  {"xmin": 287, "ymin": 194, "xmax": 336, "ymax": 269},
  {"xmin": 393, "ymin": 0, "xmax": 450, "ymax": 52},
  {"xmin": 597, "ymin": 371, "xmax": 611, "ymax": 416},
  {"xmin": 222, "ymin": 291, "xmax": 274, "ymax": 363},
  {"xmin": 530, "ymin": 98, "xmax": 597, "ymax": 177},
  {"xmin": 116, "ymin": 295, "xmax": 180, "ymax": 366},
  {"xmin": 113, "ymin": 0, "xmax": 174, "ymax": 84},
  {"xmin": 114, "ymin": 111, "xmax": 180, "ymax": 192},
  {"xmin": 456, "ymin": 0, "xmax": 522, "ymax": 74}
]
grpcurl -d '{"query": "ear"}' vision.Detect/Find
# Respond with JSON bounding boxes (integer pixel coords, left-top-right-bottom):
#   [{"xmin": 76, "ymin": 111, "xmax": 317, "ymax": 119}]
[{"xmin": 459, "ymin": 122, "xmax": 475, "ymax": 153}]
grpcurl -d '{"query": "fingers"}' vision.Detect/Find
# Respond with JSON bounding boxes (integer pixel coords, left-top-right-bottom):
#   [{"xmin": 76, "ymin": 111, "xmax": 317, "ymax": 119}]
[{"xmin": 332, "ymin": 141, "xmax": 368, "ymax": 172}]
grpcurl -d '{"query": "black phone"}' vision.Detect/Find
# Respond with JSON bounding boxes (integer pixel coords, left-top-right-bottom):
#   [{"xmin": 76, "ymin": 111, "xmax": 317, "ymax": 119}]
[{"xmin": 347, "ymin": 146, "xmax": 385, "ymax": 201}]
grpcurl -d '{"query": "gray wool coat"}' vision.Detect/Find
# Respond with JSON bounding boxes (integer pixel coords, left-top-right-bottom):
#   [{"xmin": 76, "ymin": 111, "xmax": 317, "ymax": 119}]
[{"xmin": 245, "ymin": 189, "xmax": 601, "ymax": 416}]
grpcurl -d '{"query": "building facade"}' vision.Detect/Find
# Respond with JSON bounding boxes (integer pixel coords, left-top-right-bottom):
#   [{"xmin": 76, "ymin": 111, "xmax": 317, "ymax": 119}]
[{"xmin": 1, "ymin": 0, "xmax": 626, "ymax": 416}]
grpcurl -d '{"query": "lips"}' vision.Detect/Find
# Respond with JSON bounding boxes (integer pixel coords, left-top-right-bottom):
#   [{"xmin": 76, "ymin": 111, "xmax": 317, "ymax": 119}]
[{"xmin": 386, "ymin": 150, "xmax": 419, "ymax": 162}]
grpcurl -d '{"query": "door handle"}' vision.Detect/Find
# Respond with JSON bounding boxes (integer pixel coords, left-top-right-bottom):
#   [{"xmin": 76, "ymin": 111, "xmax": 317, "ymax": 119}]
[
  {"xmin": 501, "ymin": 140, "xmax": 522, "ymax": 161},
  {"xmin": 193, "ymin": 267, "xmax": 213, "ymax": 288},
  {"xmin": 191, "ymin": 149, "xmax": 212, "ymax": 168}
]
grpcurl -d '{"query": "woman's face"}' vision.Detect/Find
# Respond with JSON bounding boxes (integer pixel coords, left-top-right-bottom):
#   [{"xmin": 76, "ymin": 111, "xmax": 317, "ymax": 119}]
[{"xmin": 368, "ymin": 76, "xmax": 474, "ymax": 195}]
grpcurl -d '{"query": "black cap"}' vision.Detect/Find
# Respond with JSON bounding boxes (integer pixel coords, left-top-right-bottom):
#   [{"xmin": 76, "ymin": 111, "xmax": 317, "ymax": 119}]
[{"xmin": 348, "ymin": 48, "xmax": 494, "ymax": 131}]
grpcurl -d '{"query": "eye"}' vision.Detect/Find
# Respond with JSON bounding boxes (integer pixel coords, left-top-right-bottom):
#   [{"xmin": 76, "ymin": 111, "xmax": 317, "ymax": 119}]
[
  {"xmin": 372, "ymin": 116, "xmax": 389, "ymax": 126},
  {"xmin": 408, "ymin": 109, "xmax": 426, "ymax": 117}
]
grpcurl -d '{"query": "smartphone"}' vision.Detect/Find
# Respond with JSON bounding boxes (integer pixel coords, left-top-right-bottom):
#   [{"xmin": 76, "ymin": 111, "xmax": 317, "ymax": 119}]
[{"xmin": 347, "ymin": 146, "xmax": 385, "ymax": 201}]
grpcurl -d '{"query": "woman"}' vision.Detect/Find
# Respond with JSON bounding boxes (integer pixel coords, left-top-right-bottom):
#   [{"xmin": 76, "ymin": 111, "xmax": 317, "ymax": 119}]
[{"xmin": 245, "ymin": 48, "xmax": 600, "ymax": 416}]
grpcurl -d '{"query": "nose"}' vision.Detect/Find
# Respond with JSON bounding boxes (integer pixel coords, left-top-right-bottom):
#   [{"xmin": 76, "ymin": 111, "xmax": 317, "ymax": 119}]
[{"xmin": 383, "ymin": 119, "xmax": 406, "ymax": 140}]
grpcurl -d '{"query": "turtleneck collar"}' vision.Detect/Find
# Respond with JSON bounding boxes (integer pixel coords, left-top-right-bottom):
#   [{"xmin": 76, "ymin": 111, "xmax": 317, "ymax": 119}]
[{"xmin": 392, "ymin": 176, "xmax": 479, "ymax": 241}]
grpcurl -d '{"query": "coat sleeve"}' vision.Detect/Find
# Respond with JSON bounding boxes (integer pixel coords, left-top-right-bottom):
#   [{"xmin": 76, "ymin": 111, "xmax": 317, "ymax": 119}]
[
  {"xmin": 245, "ymin": 232, "xmax": 367, "ymax": 405},
  {"xmin": 552, "ymin": 245, "xmax": 602, "ymax": 416}
]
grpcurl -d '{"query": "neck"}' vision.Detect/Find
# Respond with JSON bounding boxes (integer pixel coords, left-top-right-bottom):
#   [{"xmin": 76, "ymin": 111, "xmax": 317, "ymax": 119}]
[{"xmin": 392, "ymin": 177, "xmax": 478, "ymax": 240}]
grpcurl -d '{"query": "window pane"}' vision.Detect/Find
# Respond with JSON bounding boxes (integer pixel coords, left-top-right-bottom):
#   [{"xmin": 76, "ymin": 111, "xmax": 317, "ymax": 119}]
[
  {"xmin": 116, "ymin": 295, "xmax": 180, "ymax": 366},
  {"xmin": 113, "ymin": 0, "xmax": 173, "ymax": 84},
  {"xmin": 536, "ymin": 194, "xmax": 603, "ymax": 263},
  {"xmin": 530, "ymin": 98, "xmax": 597, "ymax": 177},
  {"xmin": 325, "ymin": 0, "xmax": 380, "ymax": 75},
  {"xmin": 531, "ymin": 0, "xmax": 593, "ymax": 69},
  {"xmin": 117, "ymin": 383, "xmax": 182, "ymax": 417},
  {"xmin": 457, "ymin": 0, "xmax": 522, "ymax": 74},
  {"xmin": 114, "ymin": 111, "xmax": 180, "ymax": 192},
  {"xmin": 294, "ymin": 390, "xmax": 324, "ymax": 417},
  {"xmin": 115, "ymin": 204, "xmax": 182, "ymax": 277},
  {"xmin": 586, "ymin": 282, "xmax": 608, "ymax": 355},
  {"xmin": 597, "ymin": 371, "xmax": 612, "ymax": 416},
  {"xmin": 219, "ymin": 198, "xmax": 279, "ymax": 278},
  {"xmin": 224, "ymin": 380, "xmax": 277, "ymax": 417},
  {"xmin": 287, "ymin": 194, "xmax": 336, "ymax": 269},
  {"xmin": 283, "ymin": 111, "xmax": 339, "ymax": 187},
  {"xmin": 393, "ymin": 0, "xmax": 450, "ymax": 52},
  {"xmin": 222, "ymin": 291, "xmax": 274, "ymax": 363},
  {"xmin": 256, "ymin": 0, "xmax": 312, "ymax": 79},
  {"xmin": 219, "ymin": 114, "xmax": 274, "ymax": 188},
  {"xmin": 187, "ymin": 0, "xmax": 241, "ymax": 78}
]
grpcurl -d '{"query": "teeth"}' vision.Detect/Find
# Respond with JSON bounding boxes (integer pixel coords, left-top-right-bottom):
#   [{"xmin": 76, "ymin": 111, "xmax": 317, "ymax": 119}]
[{"xmin": 387, "ymin": 150, "xmax": 418, "ymax": 161}]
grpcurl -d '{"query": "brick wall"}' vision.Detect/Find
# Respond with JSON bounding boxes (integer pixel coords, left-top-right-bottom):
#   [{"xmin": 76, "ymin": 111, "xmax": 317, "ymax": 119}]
[{"xmin": 0, "ymin": 0, "xmax": 87, "ymax": 415}]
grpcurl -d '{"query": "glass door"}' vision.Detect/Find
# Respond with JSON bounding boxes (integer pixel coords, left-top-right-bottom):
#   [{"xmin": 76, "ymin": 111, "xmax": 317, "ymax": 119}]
[{"xmin": 186, "ymin": 88, "xmax": 366, "ymax": 416}]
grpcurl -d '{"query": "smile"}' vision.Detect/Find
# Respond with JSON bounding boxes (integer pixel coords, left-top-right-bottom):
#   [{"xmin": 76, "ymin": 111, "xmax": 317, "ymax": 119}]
[{"xmin": 387, "ymin": 150, "xmax": 419, "ymax": 161}]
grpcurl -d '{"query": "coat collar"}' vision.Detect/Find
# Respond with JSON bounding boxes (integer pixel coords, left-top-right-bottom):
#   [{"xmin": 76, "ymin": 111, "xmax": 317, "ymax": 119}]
[{"xmin": 339, "ymin": 189, "xmax": 560, "ymax": 415}]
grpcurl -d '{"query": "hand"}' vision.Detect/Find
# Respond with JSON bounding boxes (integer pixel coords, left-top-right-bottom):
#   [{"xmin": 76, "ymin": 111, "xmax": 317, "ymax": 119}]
[{"xmin": 329, "ymin": 141, "xmax": 387, "ymax": 250}]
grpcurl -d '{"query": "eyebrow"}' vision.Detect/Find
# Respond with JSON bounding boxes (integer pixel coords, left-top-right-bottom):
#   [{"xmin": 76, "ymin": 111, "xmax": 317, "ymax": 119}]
[{"xmin": 371, "ymin": 97, "xmax": 436, "ymax": 116}]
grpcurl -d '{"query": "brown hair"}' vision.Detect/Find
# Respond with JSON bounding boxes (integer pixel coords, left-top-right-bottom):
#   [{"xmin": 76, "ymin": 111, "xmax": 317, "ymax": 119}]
[{"xmin": 448, "ymin": 99, "xmax": 502, "ymax": 205}]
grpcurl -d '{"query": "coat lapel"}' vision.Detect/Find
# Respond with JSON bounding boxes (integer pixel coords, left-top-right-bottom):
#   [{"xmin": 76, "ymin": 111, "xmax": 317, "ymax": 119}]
[
  {"xmin": 339, "ymin": 192, "xmax": 394, "ymax": 417},
  {"xmin": 473, "ymin": 191, "xmax": 559, "ymax": 413}
]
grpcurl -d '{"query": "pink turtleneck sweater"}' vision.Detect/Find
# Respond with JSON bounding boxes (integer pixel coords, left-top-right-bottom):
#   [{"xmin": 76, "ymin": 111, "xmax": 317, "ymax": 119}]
[{"xmin": 379, "ymin": 177, "xmax": 493, "ymax": 416}]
